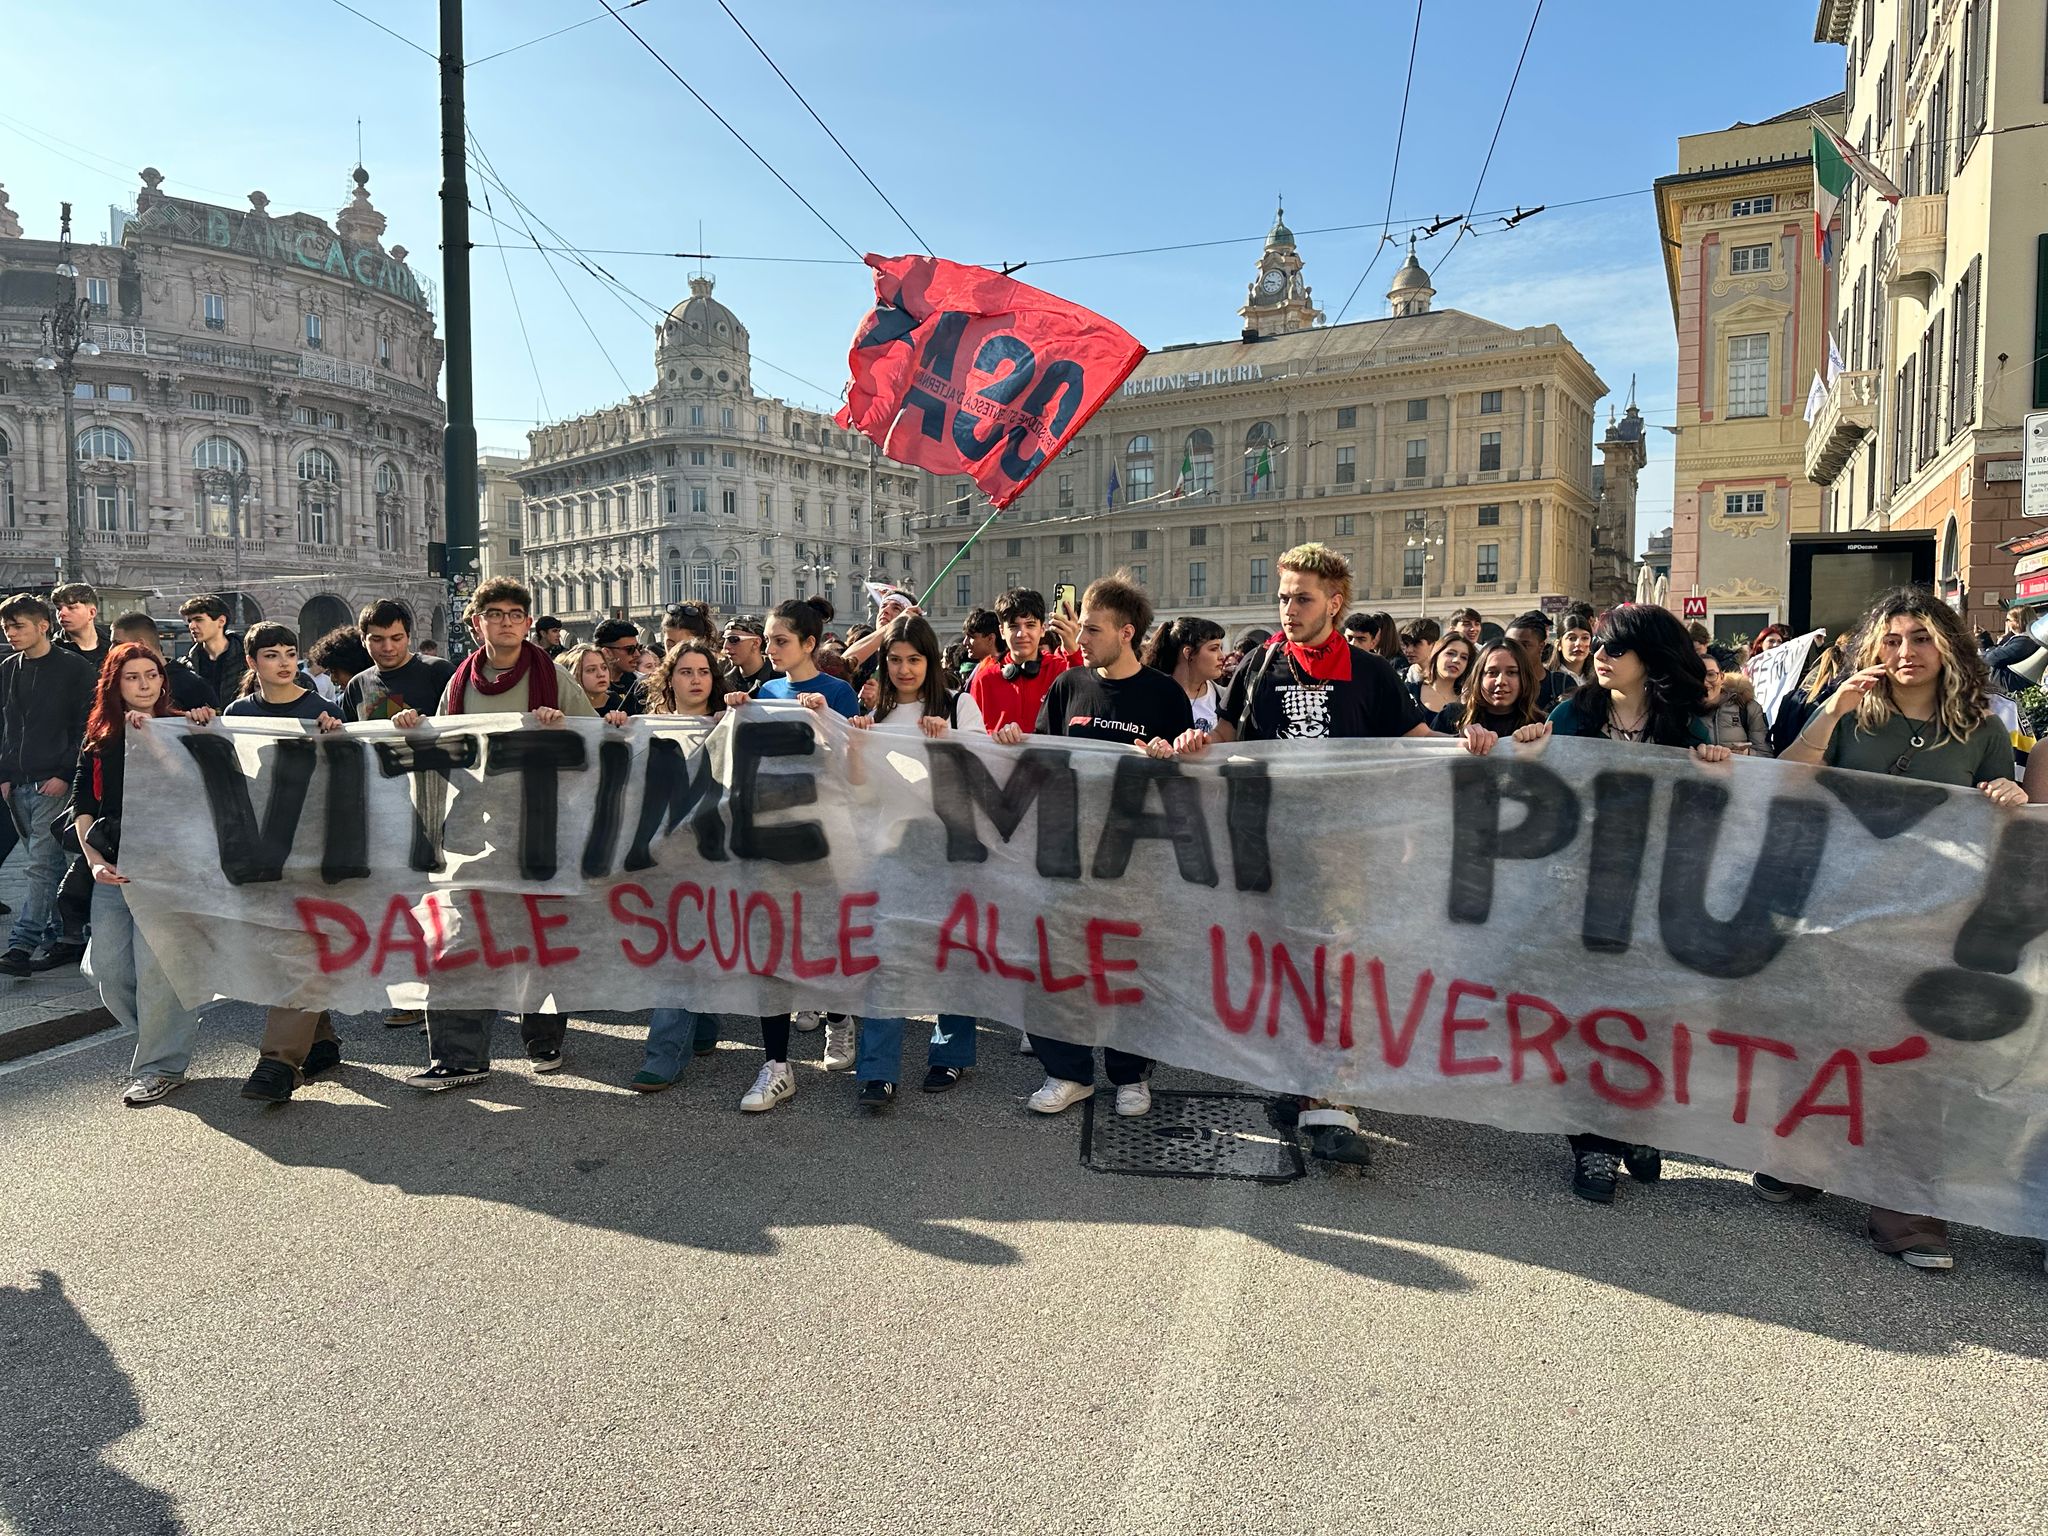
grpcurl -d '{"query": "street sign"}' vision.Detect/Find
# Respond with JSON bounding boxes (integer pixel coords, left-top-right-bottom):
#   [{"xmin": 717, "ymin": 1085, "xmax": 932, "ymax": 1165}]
[
  {"xmin": 2018, "ymin": 570, "xmax": 2048, "ymax": 601},
  {"xmin": 1539, "ymin": 593, "xmax": 1568, "ymax": 615},
  {"xmin": 2025, "ymin": 411, "xmax": 2048, "ymax": 518},
  {"xmin": 1682, "ymin": 596, "xmax": 1708, "ymax": 619}
]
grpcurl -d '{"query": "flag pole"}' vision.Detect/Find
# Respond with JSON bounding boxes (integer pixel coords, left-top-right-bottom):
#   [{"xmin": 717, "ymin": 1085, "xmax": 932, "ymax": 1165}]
[{"xmin": 918, "ymin": 500, "xmax": 1006, "ymax": 608}]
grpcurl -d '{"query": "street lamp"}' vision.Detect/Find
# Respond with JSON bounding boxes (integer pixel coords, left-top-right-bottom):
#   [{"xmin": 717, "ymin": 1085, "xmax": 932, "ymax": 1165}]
[
  {"xmin": 32, "ymin": 202, "xmax": 100, "ymax": 585},
  {"xmin": 196, "ymin": 464, "xmax": 254, "ymax": 626},
  {"xmin": 793, "ymin": 544, "xmax": 836, "ymax": 607},
  {"xmin": 1405, "ymin": 515, "xmax": 1447, "ymax": 602}
]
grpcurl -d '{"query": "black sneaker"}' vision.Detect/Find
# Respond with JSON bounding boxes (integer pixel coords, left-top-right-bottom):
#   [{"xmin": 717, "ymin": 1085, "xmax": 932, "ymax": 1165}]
[
  {"xmin": 0, "ymin": 947, "xmax": 32, "ymax": 978},
  {"xmin": 406, "ymin": 1063, "xmax": 490, "ymax": 1093},
  {"xmin": 527, "ymin": 1045, "xmax": 565, "ymax": 1074},
  {"xmin": 921, "ymin": 1065, "xmax": 964, "ymax": 1094},
  {"xmin": 1624, "ymin": 1145, "xmax": 1663, "ymax": 1182},
  {"xmin": 27, "ymin": 940, "xmax": 86, "ymax": 973},
  {"xmin": 1752, "ymin": 1172, "xmax": 1821, "ymax": 1204},
  {"xmin": 1897, "ymin": 1243, "xmax": 1955, "ymax": 1271},
  {"xmin": 857, "ymin": 1079, "xmax": 896, "ymax": 1110},
  {"xmin": 1572, "ymin": 1150, "xmax": 1621, "ymax": 1203},
  {"xmin": 301, "ymin": 1039, "xmax": 342, "ymax": 1078},
  {"xmin": 239, "ymin": 1059, "xmax": 296, "ymax": 1103},
  {"xmin": 1306, "ymin": 1125, "xmax": 1372, "ymax": 1166}
]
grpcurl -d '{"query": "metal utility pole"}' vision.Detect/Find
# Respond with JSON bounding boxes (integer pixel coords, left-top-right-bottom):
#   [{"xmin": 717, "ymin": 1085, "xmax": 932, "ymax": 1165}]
[
  {"xmin": 34, "ymin": 202, "xmax": 98, "ymax": 585},
  {"xmin": 438, "ymin": 0, "xmax": 478, "ymax": 601}
]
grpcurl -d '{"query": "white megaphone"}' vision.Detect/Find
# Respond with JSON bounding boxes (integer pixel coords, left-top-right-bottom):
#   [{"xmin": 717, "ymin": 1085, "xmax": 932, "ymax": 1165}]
[{"xmin": 2010, "ymin": 608, "xmax": 2048, "ymax": 684}]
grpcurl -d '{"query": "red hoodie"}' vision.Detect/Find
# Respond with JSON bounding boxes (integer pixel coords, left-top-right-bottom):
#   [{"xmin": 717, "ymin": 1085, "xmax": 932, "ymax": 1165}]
[{"xmin": 968, "ymin": 647, "xmax": 1080, "ymax": 733}]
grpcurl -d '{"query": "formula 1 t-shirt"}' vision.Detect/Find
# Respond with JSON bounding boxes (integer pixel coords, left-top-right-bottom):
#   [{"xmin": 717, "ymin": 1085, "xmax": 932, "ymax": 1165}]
[{"xmin": 1034, "ymin": 665, "xmax": 1194, "ymax": 745}]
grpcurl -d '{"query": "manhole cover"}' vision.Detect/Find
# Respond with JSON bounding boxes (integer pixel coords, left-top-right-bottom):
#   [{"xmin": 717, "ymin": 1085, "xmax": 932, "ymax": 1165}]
[{"xmin": 1081, "ymin": 1091, "xmax": 1305, "ymax": 1183}]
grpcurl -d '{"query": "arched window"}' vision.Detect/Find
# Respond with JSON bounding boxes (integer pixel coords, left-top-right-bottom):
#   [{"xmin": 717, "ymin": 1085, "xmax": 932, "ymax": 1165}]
[
  {"xmin": 1245, "ymin": 421, "xmax": 1277, "ymax": 493},
  {"xmin": 1184, "ymin": 428, "xmax": 1214, "ymax": 495},
  {"xmin": 1940, "ymin": 515, "xmax": 1960, "ymax": 585},
  {"xmin": 77, "ymin": 426, "xmax": 135, "ymax": 461},
  {"xmin": 1126, "ymin": 435, "xmax": 1153, "ymax": 455},
  {"xmin": 297, "ymin": 448, "xmax": 339, "ymax": 482},
  {"xmin": 191, "ymin": 435, "xmax": 244, "ymax": 472},
  {"xmin": 299, "ymin": 449, "xmax": 336, "ymax": 546},
  {"xmin": 376, "ymin": 462, "xmax": 402, "ymax": 496}
]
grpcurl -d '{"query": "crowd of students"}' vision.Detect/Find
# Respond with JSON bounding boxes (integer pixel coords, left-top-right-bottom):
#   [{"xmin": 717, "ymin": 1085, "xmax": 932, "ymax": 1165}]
[{"xmin": 8, "ymin": 546, "xmax": 2041, "ymax": 1274}]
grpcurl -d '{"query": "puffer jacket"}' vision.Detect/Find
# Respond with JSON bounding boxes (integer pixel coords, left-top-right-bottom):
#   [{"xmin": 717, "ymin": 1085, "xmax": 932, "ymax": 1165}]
[{"xmin": 1708, "ymin": 674, "xmax": 1771, "ymax": 754}]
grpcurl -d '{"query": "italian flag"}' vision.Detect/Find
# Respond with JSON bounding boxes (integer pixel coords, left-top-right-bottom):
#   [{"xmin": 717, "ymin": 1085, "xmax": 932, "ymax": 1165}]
[
  {"xmin": 1173, "ymin": 447, "xmax": 1192, "ymax": 497},
  {"xmin": 1254, "ymin": 446, "xmax": 1272, "ymax": 484},
  {"xmin": 1811, "ymin": 115, "xmax": 1901, "ymax": 264}
]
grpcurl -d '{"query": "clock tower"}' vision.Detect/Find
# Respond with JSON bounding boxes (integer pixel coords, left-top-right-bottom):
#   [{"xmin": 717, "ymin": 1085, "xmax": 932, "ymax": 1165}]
[{"xmin": 1239, "ymin": 202, "xmax": 1324, "ymax": 335}]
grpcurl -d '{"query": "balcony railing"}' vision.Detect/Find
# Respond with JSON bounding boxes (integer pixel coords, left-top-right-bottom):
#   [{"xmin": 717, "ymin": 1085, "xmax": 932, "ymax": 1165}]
[{"xmin": 1804, "ymin": 369, "xmax": 1880, "ymax": 485}]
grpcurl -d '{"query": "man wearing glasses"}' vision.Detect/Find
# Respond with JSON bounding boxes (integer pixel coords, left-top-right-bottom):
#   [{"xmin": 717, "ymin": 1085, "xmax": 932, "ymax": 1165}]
[
  {"xmin": 395, "ymin": 578, "xmax": 594, "ymax": 1092},
  {"xmin": 721, "ymin": 616, "xmax": 781, "ymax": 696},
  {"xmin": 593, "ymin": 618, "xmax": 649, "ymax": 715}
]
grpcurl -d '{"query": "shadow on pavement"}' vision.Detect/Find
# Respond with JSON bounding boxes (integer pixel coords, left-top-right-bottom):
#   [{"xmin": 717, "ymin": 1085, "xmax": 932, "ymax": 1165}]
[
  {"xmin": 169, "ymin": 1014, "xmax": 2047, "ymax": 1362},
  {"xmin": 0, "ymin": 1271, "xmax": 184, "ymax": 1536}
]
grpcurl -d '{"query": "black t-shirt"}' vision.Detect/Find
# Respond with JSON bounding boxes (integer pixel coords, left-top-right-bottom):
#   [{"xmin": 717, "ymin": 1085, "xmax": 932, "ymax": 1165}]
[
  {"xmin": 1035, "ymin": 665, "xmax": 1194, "ymax": 745},
  {"xmin": 223, "ymin": 689, "xmax": 334, "ymax": 723},
  {"xmin": 604, "ymin": 674, "xmax": 647, "ymax": 716},
  {"xmin": 1221, "ymin": 642, "xmax": 1425, "ymax": 740},
  {"xmin": 345, "ymin": 655, "xmax": 456, "ymax": 722}
]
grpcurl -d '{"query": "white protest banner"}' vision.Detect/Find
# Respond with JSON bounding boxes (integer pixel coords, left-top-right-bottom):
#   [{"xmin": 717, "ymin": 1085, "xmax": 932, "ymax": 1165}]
[
  {"xmin": 119, "ymin": 712, "xmax": 2048, "ymax": 1237},
  {"xmin": 1747, "ymin": 629, "xmax": 1823, "ymax": 728}
]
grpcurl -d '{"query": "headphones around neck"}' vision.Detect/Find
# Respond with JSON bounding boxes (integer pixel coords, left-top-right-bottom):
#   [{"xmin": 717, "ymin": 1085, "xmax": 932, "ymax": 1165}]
[{"xmin": 1001, "ymin": 655, "xmax": 1043, "ymax": 682}]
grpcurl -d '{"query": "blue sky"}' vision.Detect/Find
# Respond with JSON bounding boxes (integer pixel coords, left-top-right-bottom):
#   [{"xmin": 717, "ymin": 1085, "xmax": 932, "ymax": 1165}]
[{"xmin": 2, "ymin": 0, "xmax": 1844, "ymax": 552}]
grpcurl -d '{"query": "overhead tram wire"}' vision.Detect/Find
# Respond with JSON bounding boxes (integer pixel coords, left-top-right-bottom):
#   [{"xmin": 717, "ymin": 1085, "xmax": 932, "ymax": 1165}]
[
  {"xmin": 463, "ymin": 141, "xmax": 844, "ymax": 404},
  {"xmin": 712, "ymin": 0, "xmax": 931, "ymax": 253},
  {"xmin": 1433, "ymin": 0, "xmax": 1545, "ymax": 277},
  {"xmin": 468, "ymin": 1, "xmax": 651, "ymax": 67},
  {"xmin": 597, "ymin": 0, "xmax": 867, "ymax": 262},
  {"xmin": 1306, "ymin": 0, "xmax": 1426, "ymax": 373},
  {"xmin": 323, "ymin": 0, "xmax": 435, "ymax": 59},
  {"xmin": 473, "ymin": 156, "xmax": 553, "ymax": 420},
  {"xmin": 466, "ymin": 126, "xmax": 633, "ymax": 393}
]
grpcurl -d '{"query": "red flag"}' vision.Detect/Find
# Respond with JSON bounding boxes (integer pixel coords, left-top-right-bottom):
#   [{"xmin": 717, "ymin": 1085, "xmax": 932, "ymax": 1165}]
[{"xmin": 835, "ymin": 255, "xmax": 1146, "ymax": 509}]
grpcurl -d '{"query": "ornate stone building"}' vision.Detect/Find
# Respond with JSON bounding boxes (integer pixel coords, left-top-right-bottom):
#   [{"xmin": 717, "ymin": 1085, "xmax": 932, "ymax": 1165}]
[
  {"xmin": 477, "ymin": 451, "xmax": 525, "ymax": 585},
  {"xmin": 1655, "ymin": 96, "xmax": 1843, "ymax": 643},
  {"xmin": 0, "ymin": 168, "xmax": 448, "ymax": 641},
  {"xmin": 516, "ymin": 275, "xmax": 922, "ymax": 637},
  {"xmin": 915, "ymin": 210, "xmax": 1610, "ymax": 638}
]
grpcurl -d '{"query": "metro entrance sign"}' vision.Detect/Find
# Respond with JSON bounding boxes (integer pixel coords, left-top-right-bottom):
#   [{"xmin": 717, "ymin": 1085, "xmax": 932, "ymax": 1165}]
[{"xmin": 1682, "ymin": 596, "xmax": 1708, "ymax": 619}]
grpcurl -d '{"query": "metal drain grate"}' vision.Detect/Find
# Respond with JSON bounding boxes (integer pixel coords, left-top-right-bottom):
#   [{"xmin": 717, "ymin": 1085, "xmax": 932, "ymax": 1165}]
[{"xmin": 1080, "ymin": 1091, "xmax": 1306, "ymax": 1183}]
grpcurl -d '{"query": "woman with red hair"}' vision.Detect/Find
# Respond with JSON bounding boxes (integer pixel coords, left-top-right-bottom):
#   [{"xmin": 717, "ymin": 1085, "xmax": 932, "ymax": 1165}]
[{"xmin": 73, "ymin": 643, "xmax": 214, "ymax": 1107}]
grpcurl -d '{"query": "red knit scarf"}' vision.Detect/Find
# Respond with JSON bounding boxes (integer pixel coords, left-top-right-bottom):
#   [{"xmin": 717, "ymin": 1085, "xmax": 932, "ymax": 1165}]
[
  {"xmin": 445, "ymin": 640, "xmax": 560, "ymax": 714},
  {"xmin": 1270, "ymin": 630, "xmax": 1354, "ymax": 683}
]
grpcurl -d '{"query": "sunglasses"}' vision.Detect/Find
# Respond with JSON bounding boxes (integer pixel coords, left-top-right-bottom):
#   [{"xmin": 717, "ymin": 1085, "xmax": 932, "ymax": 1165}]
[
  {"xmin": 1595, "ymin": 638, "xmax": 1634, "ymax": 658},
  {"xmin": 606, "ymin": 641, "xmax": 643, "ymax": 654}
]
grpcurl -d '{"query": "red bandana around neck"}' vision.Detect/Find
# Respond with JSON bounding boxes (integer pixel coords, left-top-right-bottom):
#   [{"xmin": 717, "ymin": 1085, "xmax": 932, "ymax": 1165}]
[
  {"xmin": 446, "ymin": 639, "xmax": 560, "ymax": 713},
  {"xmin": 1270, "ymin": 630, "xmax": 1354, "ymax": 683}
]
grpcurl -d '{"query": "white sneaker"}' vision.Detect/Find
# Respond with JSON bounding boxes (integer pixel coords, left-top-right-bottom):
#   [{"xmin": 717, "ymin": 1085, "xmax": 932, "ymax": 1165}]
[
  {"xmin": 1028, "ymin": 1076, "xmax": 1092, "ymax": 1115},
  {"xmin": 740, "ymin": 1061, "xmax": 796, "ymax": 1113},
  {"xmin": 792, "ymin": 1010, "xmax": 826, "ymax": 1033},
  {"xmin": 121, "ymin": 1073, "xmax": 183, "ymax": 1108},
  {"xmin": 1115, "ymin": 1081, "xmax": 1152, "ymax": 1117},
  {"xmin": 821, "ymin": 1017, "xmax": 857, "ymax": 1071}
]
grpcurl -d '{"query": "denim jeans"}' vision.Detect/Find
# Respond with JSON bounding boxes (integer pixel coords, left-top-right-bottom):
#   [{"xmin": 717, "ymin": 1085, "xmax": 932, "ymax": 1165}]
[
  {"xmin": 856, "ymin": 1014, "xmax": 976, "ymax": 1085},
  {"xmin": 640, "ymin": 1008, "xmax": 744, "ymax": 1082},
  {"xmin": 83, "ymin": 883, "xmax": 204, "ymax": 1080},
  {"xmin": 424, "ymin": 1010, "xmax": 565, "ymax": 1073},
  {"xmin": 6, "ymin": 783, "xmax": 67, "ymax": 953}
]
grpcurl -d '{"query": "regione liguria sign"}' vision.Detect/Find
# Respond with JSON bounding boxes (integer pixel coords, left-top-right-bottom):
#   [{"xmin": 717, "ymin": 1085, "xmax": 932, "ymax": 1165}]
[
  {"xmin": 836, "ymin": 255, "xmax": 1147, "ymax": 508},
  {"xmin": 120, "ymin": 714, "xmax": 2048, "ymax": 1240}
]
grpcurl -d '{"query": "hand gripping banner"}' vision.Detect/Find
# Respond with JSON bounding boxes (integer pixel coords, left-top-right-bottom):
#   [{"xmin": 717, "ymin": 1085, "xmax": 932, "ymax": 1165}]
[
  {"xmin": 834, "ymin": 254, "xmax": 1146, "ymax": 508},
  {"xmin": 120, "ymin": 713, "xmax": 2048, "ymax": 1237}
]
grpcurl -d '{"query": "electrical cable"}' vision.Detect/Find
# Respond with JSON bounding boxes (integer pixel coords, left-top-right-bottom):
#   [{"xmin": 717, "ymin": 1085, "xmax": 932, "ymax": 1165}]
[
  {"xmin": 469, "ymin": 2, "xmax": 650, "ymax": 67},
  {"xmin": 596, "ymin": 0, "xmax": 867, "ymax": 261},
  {"xmin": 712, "ymin": 0, "xmax": 931, "ymax": 253},
  {"xmin": 323, "ymin": 0, "xmax": 435, "ymax": 59},
  {"xmin": 1435, "ymin": 0, "xmax": 1545, "ymax": 275},
  {"xmin": 474, "ymin": 157, "xmax": 553, "ymax": 419},
  {"xmin": 1319, "ymin": 0, "xmax": 1425, "ymax": 336}
]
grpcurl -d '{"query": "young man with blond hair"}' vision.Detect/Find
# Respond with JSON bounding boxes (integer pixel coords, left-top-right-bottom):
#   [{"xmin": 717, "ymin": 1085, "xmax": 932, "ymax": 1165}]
[{"xmin": 1182, "ymin": 544, "xmax": 1431, "ymax": 1166}]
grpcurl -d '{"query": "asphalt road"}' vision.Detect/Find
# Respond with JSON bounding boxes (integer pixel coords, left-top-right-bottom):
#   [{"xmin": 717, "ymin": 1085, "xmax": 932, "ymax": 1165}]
[{"xmin": 3, "ymin": 1008, "xmax": 2045, "ymax": 1536}]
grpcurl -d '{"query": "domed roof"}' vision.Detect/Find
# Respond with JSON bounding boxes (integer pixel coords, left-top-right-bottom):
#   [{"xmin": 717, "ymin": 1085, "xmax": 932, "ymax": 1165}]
[
  {"xmin": 1266, "ymin": 201, "xmax": 1295, "ymax": 249},
  {"xmin": 1389, "ymin": 242, "xmax": 1432, "ymax": 295},
  {"xmin": 660, "ymin": 275, "xmax": 748, "ymax": 352}
]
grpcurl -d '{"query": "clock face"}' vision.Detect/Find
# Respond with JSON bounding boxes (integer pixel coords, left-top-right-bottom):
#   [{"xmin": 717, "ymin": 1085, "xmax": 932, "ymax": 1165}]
[{"xmin": 1259, "ymin": 269, "xmax": 1286, "ymax": 298}]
